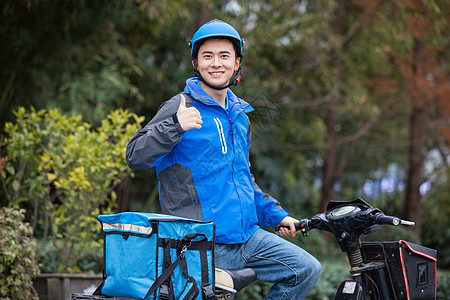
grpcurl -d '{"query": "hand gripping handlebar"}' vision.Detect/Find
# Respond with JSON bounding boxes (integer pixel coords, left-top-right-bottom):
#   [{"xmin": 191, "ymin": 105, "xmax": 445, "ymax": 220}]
[
  {"xmin": 294, "ymin": 219, "xmax": 311, "ymax": 237},
  {"xmin": 275, "ymin": 219, "xmax": 311, "ymax": 237}
]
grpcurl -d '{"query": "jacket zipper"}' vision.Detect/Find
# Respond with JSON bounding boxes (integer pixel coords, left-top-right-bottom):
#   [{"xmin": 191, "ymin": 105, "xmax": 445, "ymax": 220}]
[{"xmin": 228, "ymin": 113, "xmax": 246, "ymax": 241}]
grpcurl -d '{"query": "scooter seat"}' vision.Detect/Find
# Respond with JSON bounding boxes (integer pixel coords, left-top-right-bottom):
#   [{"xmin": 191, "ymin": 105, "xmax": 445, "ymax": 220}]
[{"xmin": 215, "ymin": 268, "xmax": 257, "ymax": 293}]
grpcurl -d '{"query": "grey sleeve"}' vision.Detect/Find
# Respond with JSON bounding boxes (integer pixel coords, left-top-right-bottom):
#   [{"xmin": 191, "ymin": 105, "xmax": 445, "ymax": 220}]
[
  {"xmin": 252, "ymin": 174, "xmax": 285, "ymax": 210},
  {"xmin": 125, "ymin": 93, "xmax": 187, "ymax": 170}
]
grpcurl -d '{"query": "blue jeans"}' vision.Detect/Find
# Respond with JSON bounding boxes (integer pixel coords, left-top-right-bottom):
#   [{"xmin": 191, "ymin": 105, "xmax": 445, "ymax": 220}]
[{"xmin": 214, "ymin": 228, "xmax": 321, "ymax": 300}]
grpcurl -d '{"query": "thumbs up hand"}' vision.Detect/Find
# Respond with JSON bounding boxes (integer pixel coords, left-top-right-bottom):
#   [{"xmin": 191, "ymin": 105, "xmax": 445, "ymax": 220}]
[{"xmin": 177, "ymin": 94, "xmax": 202, "ymax": 131}]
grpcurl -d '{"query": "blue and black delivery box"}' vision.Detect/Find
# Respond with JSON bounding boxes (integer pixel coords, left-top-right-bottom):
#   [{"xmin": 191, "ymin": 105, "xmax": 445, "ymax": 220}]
[{"xmin": 96, "ymin": 212, "xmax": 216, "ymax": 300}]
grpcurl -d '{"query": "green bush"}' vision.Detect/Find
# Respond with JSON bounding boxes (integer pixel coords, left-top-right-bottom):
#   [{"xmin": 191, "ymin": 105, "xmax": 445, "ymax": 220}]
[
  {"xmin": 0, "ymin": 207, "xmax": 39, "ymax": 300},
  {"xmin": 422, "ymin": 183, "xmax": 450, "ymax": 269},
  {"xmin": 1, "ymin": 107, "xmax": 144, "ymax": 273},
  {"xmin": 236, "ymin": 281, "xmax": 271, "ymax": 300},
  {"xmin": 305, "ymin": 262, "xmax": 350, "ymax": 300},
  {"xmin": 437, "ymin": 270, "xmax": 450, "ymax": 299}
]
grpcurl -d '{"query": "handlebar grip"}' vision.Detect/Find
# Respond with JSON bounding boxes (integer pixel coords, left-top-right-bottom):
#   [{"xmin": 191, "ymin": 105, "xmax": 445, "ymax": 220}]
[
  {"xmin": 297, "ymin": 219, "xmax": 310, "ymax": 237},
  {"xmin": 275, "ymin": 219, "xmax": 311, "ymax": 237},
  {"xmin": 373, "ymin": 213, "xmax": 401, "ymax": 226}
]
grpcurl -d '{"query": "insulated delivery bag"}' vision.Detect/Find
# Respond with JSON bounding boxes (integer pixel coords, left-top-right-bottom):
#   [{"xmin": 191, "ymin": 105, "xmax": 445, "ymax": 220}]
[{"xmin": 96, "ymin": 212, "xmax": 216, "ymax": 300}]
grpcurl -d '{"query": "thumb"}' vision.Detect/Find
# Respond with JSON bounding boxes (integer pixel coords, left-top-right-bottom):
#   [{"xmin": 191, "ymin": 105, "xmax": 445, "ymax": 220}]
[{"xmin": 178, "ymin": 94, "xmax": 186, "ymax": 110}]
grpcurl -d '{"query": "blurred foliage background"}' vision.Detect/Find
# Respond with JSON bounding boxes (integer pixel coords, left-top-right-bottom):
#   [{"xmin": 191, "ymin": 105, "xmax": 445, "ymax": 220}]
[{"xmin": 1, "ymin": 0, "xmax": 449, "ymax": 299}]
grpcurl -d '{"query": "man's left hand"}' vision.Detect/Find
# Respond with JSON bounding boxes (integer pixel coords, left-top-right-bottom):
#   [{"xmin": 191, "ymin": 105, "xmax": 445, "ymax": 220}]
[{"xmin": 277, "ymin": 216, "xmax": 300, "ymax": 238}]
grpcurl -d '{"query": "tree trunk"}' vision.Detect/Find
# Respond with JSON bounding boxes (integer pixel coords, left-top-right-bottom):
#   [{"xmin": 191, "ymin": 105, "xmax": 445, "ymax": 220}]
[
  {"xmin": 404, "ymin": 105, "xmax": 425, "ymax": 238},
  {"xmin": 115, "ymin": 174, "xmax": 131, "ymax": 212},
  {"xmin": 320, "ymin": 104, "xmax": 339, "ymax": 213},
  {"xmin": 319, "ymin": 2, "xmax": 343, "ymax": 214},
  {"xmin": 404, "ymin": 37, "xmax": 427, "ymax": 239},
  {"xmin": 195, "ymin": 3, "xmax": 213, "ymax": 28}
]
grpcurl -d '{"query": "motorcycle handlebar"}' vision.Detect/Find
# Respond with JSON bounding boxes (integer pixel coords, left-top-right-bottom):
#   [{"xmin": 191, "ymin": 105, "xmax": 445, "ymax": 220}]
[
  {"xmin": 275, "ymin": 219, "xmax": 311, "ymax": 237},
  {"xmin": 276, "ymin": 212, "xmax": 414, "ymax": 237},
  {"xmin": 372, "ymin": 213, "xmax": 415, "ymax": 226},
  {"xmin": 295, "ymin": 219, "xmax": 311, "ymax": 237},
  {"xmin": 372, "ymin": 213, "xmax": 401, "ymax": 226}
]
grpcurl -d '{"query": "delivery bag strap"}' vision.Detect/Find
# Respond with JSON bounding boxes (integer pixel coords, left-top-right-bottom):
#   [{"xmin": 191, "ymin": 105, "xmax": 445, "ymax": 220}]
[
  {"xmin": 145, "ymin": 233, "xmax": 206, "ymax": 299},
  {"xmin": 159, "ymin": 238, "xmax": 175, "ymax": 300},
  {"xmin": 92, "ymin": 281, "xmax": 104, "ymax": 296},
  {"xmin": 145, "ymin": 253, "xmax": 184, "ymax": 299}
]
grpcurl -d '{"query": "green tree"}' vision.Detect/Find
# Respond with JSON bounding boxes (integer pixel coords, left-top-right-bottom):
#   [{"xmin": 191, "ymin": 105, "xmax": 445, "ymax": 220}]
[
  {"xmin": 0, "ymin": 0, "xmax": 218, "ymax": 126},
  {"xmin": 389, "ymin": 0, "xmax": 449, "ymax": 237},
  {"xmin": 1, "ymin": 107, "xmax": 143, "ymax": 272}
]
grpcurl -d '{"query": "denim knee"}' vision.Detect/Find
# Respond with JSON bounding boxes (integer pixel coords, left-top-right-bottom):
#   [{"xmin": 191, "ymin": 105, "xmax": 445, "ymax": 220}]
[
  {"xmin": 300, "ymin": 255, "xmax": 321, "ymax": 288},
  {"xmin": 292, "ymin": 255, "xmax": 321, "ymax": 286},
  {"xmin": 276, "ymin": 255, "xmax": 321, "ymax": 300}
]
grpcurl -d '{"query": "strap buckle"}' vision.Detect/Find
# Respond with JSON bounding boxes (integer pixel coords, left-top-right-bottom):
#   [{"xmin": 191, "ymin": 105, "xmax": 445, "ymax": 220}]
[
  {"xmin": 180, "ymin": 245, "xmax": 188, "ymax": 259},
  {"xmin": 158, "ymin": 284, "xmax": 170, "ymax": 300},
  {"xmin": 202, "ymin": 284, "xmax": 216, "ymax": 300}
]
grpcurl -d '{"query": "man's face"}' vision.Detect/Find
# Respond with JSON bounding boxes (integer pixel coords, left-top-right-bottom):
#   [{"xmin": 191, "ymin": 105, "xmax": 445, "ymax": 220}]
[{"xmin": 195, "ymin": 38, "xmax": 240, "ymax": 89}]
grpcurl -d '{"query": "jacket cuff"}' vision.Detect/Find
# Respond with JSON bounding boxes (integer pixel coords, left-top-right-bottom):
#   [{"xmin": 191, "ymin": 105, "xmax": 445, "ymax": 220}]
[
  {"xmin": 271, "ymin": 210, "xmax": 289, "ymax": 228},
  {"xmin": 171, "ymin": 113, "xmax": 185, "ymax": 135}
]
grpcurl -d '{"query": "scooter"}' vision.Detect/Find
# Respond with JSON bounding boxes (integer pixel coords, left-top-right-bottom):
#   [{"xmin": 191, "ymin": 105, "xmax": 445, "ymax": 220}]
[
  {"xmin": 72, "ymin": 198, "xmax": 436, "ymax": 300},
  {"xmin": 291, "ymin": 198, "xmax": 437, "ymax": 300},
  {"xmin": 216, "ymin": 198, "xmax": 438, "ymax": 300}
]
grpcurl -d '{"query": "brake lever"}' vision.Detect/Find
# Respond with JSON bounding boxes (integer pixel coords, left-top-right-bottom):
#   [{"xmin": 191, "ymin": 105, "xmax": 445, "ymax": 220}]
[{"xmin": 400, "ymin": 220, "xmax": 415, "ymax": 226}]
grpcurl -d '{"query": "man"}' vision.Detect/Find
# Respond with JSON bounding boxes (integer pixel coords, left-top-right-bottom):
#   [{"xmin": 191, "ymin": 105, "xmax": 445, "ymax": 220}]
[{"xmin": 126, "ymin": 19, "xmax": 321, "ymax": 299}]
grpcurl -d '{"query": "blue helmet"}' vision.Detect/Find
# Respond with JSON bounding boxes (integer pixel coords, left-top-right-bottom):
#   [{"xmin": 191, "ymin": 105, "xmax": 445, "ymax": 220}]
[{"xmin": 190, "ymin": 19, "xmax": 243, "ymax": 58}]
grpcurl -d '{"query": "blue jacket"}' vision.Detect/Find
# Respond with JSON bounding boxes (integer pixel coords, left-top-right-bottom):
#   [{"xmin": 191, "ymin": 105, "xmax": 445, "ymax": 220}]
[{"xmin": 126, "ymin": 78, "xmax": 288, "ymax": 244}]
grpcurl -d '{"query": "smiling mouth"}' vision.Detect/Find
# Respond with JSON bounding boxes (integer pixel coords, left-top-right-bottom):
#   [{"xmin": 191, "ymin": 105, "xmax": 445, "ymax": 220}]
[{"xmin": 209, "ymin": 71, "xmax": 224, "ymax": 76}]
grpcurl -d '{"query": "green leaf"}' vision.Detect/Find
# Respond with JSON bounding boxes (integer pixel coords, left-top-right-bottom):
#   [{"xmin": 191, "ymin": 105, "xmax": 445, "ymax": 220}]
[
  {"xmin": 12, "ymin": 180, "xmax": 20, "ymax": 192},
  {"xmin": 5, "ymin": 165, "xmax": 15, "ymax": 175}
]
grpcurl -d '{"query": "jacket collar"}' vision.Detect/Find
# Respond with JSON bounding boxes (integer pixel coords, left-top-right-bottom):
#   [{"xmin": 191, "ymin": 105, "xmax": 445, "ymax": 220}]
[{"xmin": 184, "ymin": 78, "xmax": 254, "ymax": 114}]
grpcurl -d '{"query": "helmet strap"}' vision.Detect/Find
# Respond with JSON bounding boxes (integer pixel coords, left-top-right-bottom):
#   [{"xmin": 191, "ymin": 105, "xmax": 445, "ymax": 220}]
[{"xmin": 192, "ymin": 59, "xmax": 242, "ymax": 91}]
